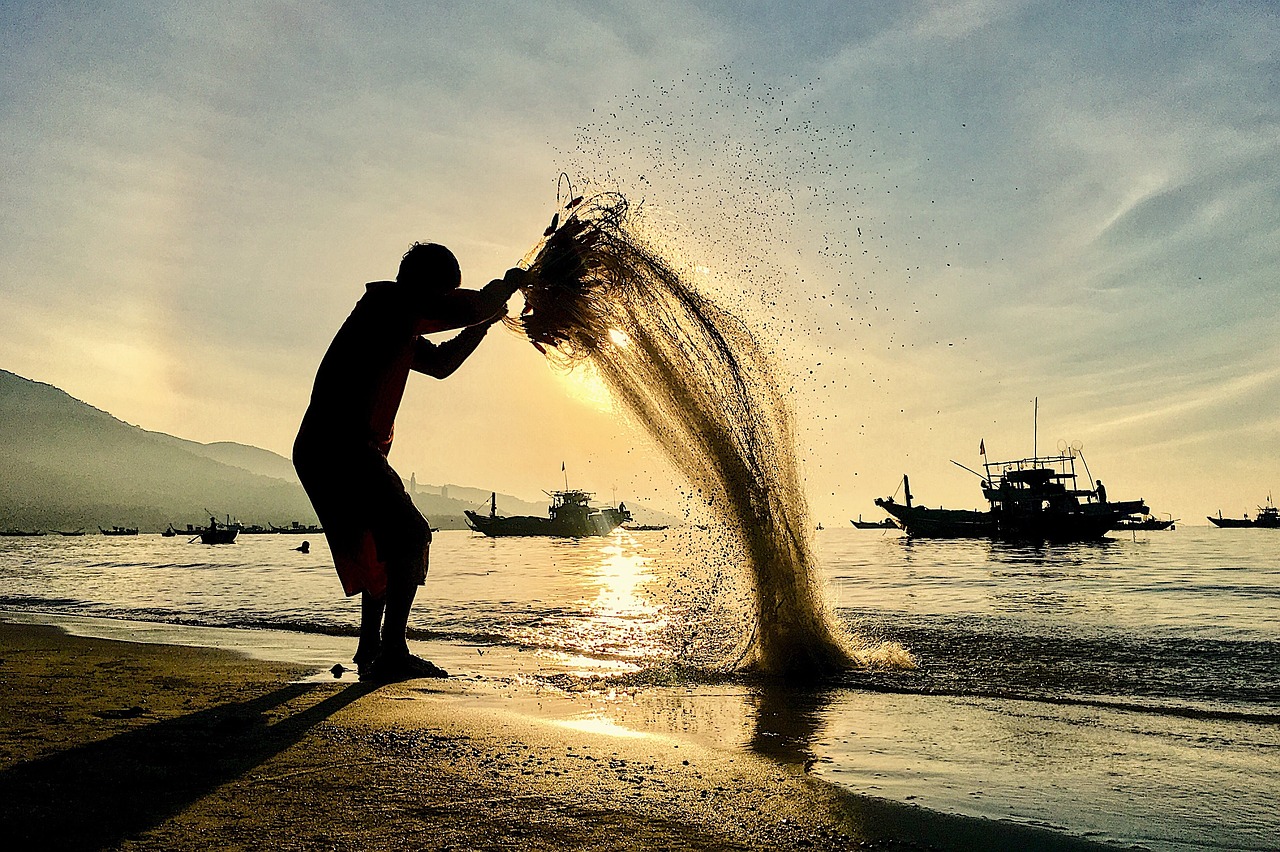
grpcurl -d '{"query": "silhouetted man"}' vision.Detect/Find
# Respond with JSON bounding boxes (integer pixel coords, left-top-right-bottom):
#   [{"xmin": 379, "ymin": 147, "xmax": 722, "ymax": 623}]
[
  {"xmin": 294, "ymin": 243, "xmax": 523, "ymax": 681},
  {"xmin": 1095, "ymin": 480, "xmax": 1107, "ymax": 505}
]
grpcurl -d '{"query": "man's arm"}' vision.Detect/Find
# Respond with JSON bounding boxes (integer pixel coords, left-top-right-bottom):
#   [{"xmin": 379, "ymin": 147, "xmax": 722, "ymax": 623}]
[
  {"xmin": 411, "ymin": 315, "xmax": 503, "ymax": 379},
  {"xmin": 413, "ymin": 268, "xmax": 526, "ymax": 335}
]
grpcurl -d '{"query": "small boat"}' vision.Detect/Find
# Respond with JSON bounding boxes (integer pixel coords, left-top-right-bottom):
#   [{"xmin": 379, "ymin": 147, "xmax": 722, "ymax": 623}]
[
  {"xmin": 1114, "ymin": 514, "xmax": 1177, "ymax": 531},
  {"xmin": 466, "ymin": 490, "xmax": 631, "ymax": 538},
  {"xmin": 162, "ymin": 525, "xmax": 177, "ymax": 537},
  {"xmin": 195, "ymin": 516, "xmax": 238, "ymax": 545},
  {"xmin": 851, "ymin": 515, "xmax": 898, "ymax": 530},
  {"xmin": 0, "ymin": 529, "xmax": 44, "ymax": 536},
  {"xmin": 99, "ymin": 526, "xmax": 139, "ymax": 536},
  {"xmin": 875, "ymin": 449, "xmax": 1148, "ymax": 542},
  {"xmin": 622, "ymin": 523, "xmax": 669, "ymax": 532},
  {"xmin": 1208, "ymin": 498, "xmax": 1280, "ymax": 528},
  {"xmin": 55, "ymin": 529, "xmax": 86, "ymax": 536}
]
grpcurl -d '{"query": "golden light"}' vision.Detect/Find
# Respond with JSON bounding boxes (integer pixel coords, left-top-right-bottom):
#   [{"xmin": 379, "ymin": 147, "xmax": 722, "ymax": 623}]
[
  {"xmin": 608, "ymin": 328, "xmax": 631, "ymax": 347},
  {"xmin": 552, "ymin": 362, "xmax": 614, "ymax": 413}
]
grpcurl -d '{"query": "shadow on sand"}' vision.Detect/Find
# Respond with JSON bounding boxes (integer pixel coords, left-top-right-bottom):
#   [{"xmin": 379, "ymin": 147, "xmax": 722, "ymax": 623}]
[{"xmin": 4, "ymin": 681, "xmax": 373, "ymax": 850}]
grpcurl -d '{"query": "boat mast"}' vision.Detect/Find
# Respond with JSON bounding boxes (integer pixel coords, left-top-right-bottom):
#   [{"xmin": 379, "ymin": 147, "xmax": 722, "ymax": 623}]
[{"xmin": 1033, "ymin": 396, "xmax": 1038, "ymax": 459}]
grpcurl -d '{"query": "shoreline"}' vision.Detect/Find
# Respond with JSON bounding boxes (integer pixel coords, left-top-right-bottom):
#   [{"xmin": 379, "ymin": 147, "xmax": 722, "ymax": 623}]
[{"xmin": 0, "ymin": 618, "xmax": 1123, "ymax": 850}]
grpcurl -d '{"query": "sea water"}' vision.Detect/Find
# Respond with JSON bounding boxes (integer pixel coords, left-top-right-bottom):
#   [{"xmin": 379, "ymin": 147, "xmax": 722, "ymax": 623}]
[{"xmin": 1, "ymin": 524, "xmax": 1277, "ymax": 851}]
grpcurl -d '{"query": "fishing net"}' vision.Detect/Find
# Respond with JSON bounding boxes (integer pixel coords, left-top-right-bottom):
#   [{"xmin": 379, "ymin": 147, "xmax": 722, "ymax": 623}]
[{"xmin": 507, "ymin": 190, "xmax": 854, "ymax": 678}]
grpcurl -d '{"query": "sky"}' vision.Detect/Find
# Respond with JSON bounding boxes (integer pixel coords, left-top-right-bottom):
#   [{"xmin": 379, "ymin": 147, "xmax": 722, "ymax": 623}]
[{"xmin": 2, "ymin": 0, "xmax": 1277, "ymax": 523}]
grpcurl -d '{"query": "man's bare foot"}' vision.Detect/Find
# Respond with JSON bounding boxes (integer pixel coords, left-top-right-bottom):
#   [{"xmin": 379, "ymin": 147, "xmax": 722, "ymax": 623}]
[{"xmin": 359, "ymin": 652, "xmax": 449, "ymax": 682}]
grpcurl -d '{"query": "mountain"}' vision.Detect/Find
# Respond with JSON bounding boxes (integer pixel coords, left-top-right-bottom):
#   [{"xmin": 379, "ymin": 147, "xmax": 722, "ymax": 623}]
[
  {"xmin": 0, "ymin": 370, "xmax": 588, "ymax": 532},
  {"xmin": 0, "ymin": 370, "xmax": 318, "ymax": 532}
]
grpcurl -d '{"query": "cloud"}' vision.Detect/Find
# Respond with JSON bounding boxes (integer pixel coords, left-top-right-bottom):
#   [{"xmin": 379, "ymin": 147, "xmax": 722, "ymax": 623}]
[{"xmin": 1, "ymin": 1, "xmax": 1277, "ymax": 520}]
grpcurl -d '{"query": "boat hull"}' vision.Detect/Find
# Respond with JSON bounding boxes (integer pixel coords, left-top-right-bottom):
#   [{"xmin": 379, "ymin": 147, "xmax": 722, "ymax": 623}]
[
  {"xmin": 876, "ymin": 498, "xmax": 1146, "ymax": 542},
  {"xmin": 465, "ymin": 509, "xmax": 626, "ymax": 538},
  {"xmin": 1208, "ymin": 516, "xmax": 1280, "ymax": 528},
  {"xmin": 850, "ymin": 518, "xmax": 898, "ymax": 529}
]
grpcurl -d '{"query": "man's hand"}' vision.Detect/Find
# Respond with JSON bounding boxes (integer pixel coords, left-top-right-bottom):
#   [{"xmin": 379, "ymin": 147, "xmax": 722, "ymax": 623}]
[{"xmin": 486, "ymin": 267, "xmax": 528, "ymax": 300}]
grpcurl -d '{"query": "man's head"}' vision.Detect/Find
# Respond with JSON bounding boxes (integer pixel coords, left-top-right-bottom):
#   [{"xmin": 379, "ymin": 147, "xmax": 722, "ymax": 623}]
[{"xmin": 398, "ymin": 242, "xmax": 461, "ymax": 290}]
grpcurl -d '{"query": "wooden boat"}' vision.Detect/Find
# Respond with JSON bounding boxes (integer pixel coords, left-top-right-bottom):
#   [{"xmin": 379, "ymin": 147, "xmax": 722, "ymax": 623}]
[
  {"xmin": 0, "ymin": 529, "xmax": 44, "ymax": 536},
  {"xmin": 55, "ymin": 529, "xmax": 86, "ymax": 536},
  {"xmin": 875, "ymin": 451, "xmax": 1148, "ymax": 542},
  {"xmin": 1208, "ymin": 499, "xmax": 1280, "ymax": 528},
  {"xmin": 1115, "ymin": 515, "xmax": 1177, "ymax": 531},
  {"xmin": 195, "ymin": 516, "xmax": 238, "ymax": 544},
  {"xmin": 466, "ymin": 490, "xmax": 631, "ymax": 538},
  {"xmin": 851, "ymin": 515, "xmax": 898, "ymax": 530},
  {"xmin": 99, "ymin": 526, "xmax": 139, "ymax": 536}
]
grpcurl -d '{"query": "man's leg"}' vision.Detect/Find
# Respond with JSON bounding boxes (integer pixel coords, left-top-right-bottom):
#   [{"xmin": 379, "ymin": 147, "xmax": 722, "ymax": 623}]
[
  {"xmin": 361, "ymin": 470, "xmax": 445, "ymax": 680},
  {"xmin": 379, "ymin": 573, "xmax": 417, "ymax": 659},
  {"xmin": 354, "ymin": 592, "xmax": 384, "ymax": 666}
]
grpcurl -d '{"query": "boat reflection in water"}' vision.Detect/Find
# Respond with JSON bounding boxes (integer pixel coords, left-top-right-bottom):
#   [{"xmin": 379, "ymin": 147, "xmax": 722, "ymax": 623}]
[{"xmin": 465, "ymin": 490, "xmax": 631, "ymax": 538}]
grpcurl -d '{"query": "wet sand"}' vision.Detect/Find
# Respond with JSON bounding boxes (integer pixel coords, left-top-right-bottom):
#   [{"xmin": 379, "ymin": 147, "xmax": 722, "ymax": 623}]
[{"xmin": 0, "ymin": 621, "xmax": 1119, "ymax": 851}]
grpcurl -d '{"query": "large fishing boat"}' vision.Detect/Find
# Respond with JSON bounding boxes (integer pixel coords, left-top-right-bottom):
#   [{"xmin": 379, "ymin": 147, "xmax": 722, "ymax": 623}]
[
  {"xmin": 1208, "ymin": 498, "xmax": 1280, "ymax": 528},
  {"xmin": 99, "ymin": 525, "xmax": 138, "ymax": 536},
  {"xmin": 465, "ymin": 490, "xmax": 631, "ymax": 538},
  {"xmin": 874, "ymin": 450, "xmax": 1148, "ymax": 541}
]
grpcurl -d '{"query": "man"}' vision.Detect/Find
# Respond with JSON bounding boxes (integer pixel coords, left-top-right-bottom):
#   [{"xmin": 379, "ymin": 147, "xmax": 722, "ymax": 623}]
[
  {"xmin": 1095, "ymin": 480, "xmax": 1107, "ymax": 505},
  {"xmin": 294, "ymin": 242, "xmax": 523, "ymax": 682}
]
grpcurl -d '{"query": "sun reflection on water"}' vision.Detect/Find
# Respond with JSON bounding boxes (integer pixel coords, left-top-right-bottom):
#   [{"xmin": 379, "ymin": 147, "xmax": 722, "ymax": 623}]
[{"xmin": 576, "ymin": 540, "xmax": 668, "ymax": 661}]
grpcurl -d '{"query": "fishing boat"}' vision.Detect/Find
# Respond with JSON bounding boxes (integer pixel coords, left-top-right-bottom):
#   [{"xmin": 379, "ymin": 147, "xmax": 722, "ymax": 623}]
[
  {"xmin": 0, "ymin": 529, "xmax": 44, "ymax": 536},
  {"xmin": 1208, "ymin": 498, "xmax": 1280, "ymax": 528},
  {"xmin": 874, "ymin": 451, "xmax": 1148, "ymax": 542},
  {"xmin": 465, "ymin": 490, "xmax": 631, "ymax": 538},
  {"xmin": 851, "ymin": 515, "xmax": 898, "ymax": 530},
  {"xmin": 1114, "ymin": 514, "xmax": 1177, "ymax": 531},
  {"xmin": 99, "ymin": 525, "xmax": 139, "ymax": 536},
  {"xmin": 269, "ymin": 521, "xmax": 323, "ymax": 534},
  {"xmin": 55, "ymin": 529, "xmax": 86, "ymax": 536},
  {"xmin": 195, "ymin": 516, "xmax": 238, "ymax": 545}
]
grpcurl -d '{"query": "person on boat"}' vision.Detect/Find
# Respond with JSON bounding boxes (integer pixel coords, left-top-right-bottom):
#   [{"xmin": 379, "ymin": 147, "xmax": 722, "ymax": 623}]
[
  {"xmin": 293, "ymin": 242, "xmax": 523, "ymax": 682},
  {"xmin": 1095, "ymin": 480, "xmax": 1107, "ymax": 505}
]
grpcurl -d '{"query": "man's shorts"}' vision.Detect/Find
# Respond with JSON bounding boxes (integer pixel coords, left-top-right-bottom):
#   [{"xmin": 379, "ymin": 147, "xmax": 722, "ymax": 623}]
[{"xmin": 294, "ymin": 430, "xmax": 430, "ymax": 598}]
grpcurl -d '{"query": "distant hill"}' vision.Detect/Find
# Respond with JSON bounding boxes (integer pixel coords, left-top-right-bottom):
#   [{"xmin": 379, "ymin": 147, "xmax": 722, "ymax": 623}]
[{"xmin": 0, "ymin": 369, "xmax": 640, "ymax": 532}]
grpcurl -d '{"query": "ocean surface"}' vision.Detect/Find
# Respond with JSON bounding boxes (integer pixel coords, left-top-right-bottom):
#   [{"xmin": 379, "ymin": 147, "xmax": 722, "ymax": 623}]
[{"xmin": 2, "ymin": 523, "xmax": 1277, "ymax": 851}]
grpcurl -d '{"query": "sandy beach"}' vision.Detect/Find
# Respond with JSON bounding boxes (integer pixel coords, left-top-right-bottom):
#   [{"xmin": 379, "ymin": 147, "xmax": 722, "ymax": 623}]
[{"xmin": 0, "ymin": 621, "xmax": 1130, "ymax": 851}]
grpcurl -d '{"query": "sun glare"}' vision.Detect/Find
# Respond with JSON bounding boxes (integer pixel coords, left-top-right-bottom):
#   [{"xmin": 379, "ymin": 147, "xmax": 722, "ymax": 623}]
[
  {"xmin": 608, "ymin": 328, "xmax": 630, "ymax": 347},
  {"xmin": 553, "ymin": 362, "xmax": 614, "ymax": 413}
]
